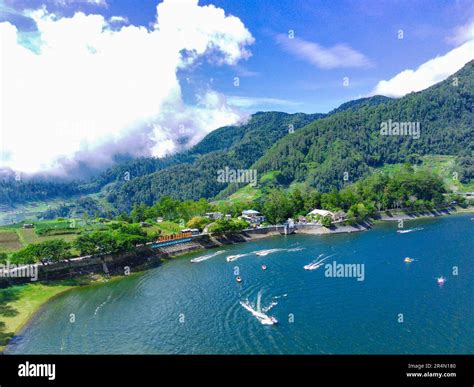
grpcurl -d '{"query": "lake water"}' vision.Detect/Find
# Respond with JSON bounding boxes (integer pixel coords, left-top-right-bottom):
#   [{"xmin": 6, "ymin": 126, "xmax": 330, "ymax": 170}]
[{"xmin": 6, "ymin": 214, "xmax": 474, "ymax": 354}]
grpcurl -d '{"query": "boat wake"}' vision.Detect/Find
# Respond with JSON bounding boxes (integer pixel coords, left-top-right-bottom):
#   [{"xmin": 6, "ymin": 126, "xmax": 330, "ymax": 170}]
[
  {"xmin": 254, "ymin": 248, "xmax": 283, "ymax": 256},
  {"xmin": 227, "ymin": 247, "xmax": 305, "ymax": 262},
  {"xmin": 190, "ymin": 250, "xmax": 225, "ymax": 263},
  {"xmin": 226, "ymin": 253, "xmax": 252, "ymax": 262},
  {"xmin": 240, "ymin": 291, "xmax": 278, "ymax": 325},
  {"xmin": 397, "ymin": 227, "xmax": 424, "ymax": 234},
  {"xmin": 303, "ymin": 253, "xmax": 335, "ymax": 271},
  {"xmin": 94, "ymin": 294, "xmax": 112, "ymax": 316}
]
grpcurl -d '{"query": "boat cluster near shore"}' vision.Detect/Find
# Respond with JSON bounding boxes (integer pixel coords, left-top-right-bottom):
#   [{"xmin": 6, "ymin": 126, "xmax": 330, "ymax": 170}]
[{"xmin": 3, "ymin": 212, "xmax": 473, "ymax": 354}]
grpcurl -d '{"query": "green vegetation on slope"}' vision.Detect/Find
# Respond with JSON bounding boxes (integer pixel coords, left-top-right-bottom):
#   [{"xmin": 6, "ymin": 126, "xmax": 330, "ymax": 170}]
[{"xmin": 253, "ymin": 61, "xmax": 473, "ymax": 192}]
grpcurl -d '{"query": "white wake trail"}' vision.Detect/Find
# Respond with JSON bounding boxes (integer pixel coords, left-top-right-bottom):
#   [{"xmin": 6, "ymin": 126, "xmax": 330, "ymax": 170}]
[{"xmin": 190, "ymin": 250, "xmax": 225, "ymax": 263}]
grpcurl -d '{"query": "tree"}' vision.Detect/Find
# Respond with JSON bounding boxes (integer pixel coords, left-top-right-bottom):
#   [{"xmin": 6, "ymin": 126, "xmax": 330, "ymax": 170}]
[
  {"xmin": 186, "ymin": 216, "xmax": 209, "ymax": 231},
  {"xmin": 131, "ymin": 203, "xmax": 148, "ymax": 223},
  {"xmin": 73, "ymin": 232, "xmax": 118, "ymax": 256},
  {"xmin": 73, "ymin": 234, "xmax": 97, "ymax": 256},
  {"xmin": 303, "ymin": 189, "xmax": 321, "ymax": 213},
  {"xmin": 320, "ymin": 215, "xmax": 332, "ymax": 228},
  {"xmin": 290, "ymin": 187, "xmax": 305, "ymax": 215},
  {"xmin": 0, "ymin": 252, "xmax": 8, "ymax": 264},
  {"xmin": 11, "ymin": 240, "xmax": 71, "ymax": 264},
  {"xmin": 208, "ymin": 219, "xmax": 249, "ymax": 234},
  {"xmin": 39, "ymin": 240, "xmax": 71, "ymax": 262},
  {"xmin": 262, "ymin": 188, "xmax": 292, "ymax": 224}
]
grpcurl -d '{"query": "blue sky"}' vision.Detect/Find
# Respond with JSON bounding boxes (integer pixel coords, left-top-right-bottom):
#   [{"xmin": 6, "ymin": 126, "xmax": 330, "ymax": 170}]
[
  {"xmin": 1, "ymin": 0, "xmax": 473, "ymax": 175},
  {"xmin": 196, "ymin": 0, "xmax": 474, "ymax": 112},
  {"xmin": 2, "ymin": 0, "xmax": 473, "ymax": 113}
]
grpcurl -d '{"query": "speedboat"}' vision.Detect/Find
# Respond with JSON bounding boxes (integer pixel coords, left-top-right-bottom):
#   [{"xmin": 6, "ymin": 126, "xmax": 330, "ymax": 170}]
[
  {"xmin": 226, "ymin": 255, "xmax": 241, "ymax": 262},
  {"xmin": 404, "ymin": 257, "xmax": 414, "ymax": 263},
  {"xmin": 260, "ymin": 315, "xmax": 278, "ymax": 325},
  {"xmin": 236, "ymin": 276, "xmax": 242, "ymax": 283},
  {"xmin": 436, "ymin": 276, "xmax": 446, "ymax": 285},
  {"xmin": 304, "ymin": 263, "xmax": 323, "ymax": 270},
  {"xmin": 255, "ymin": 249, "xmax": 282, "ymax": 257},
  {"xmin": 261, "ymin": 265, "xmax": 267, "ymax": 270},
  {"xmin": 397, "ymin": 229, "xmax": 413, "ymax": 234},
  {"xmin": 240, "ymin": 301, "xmax": 278, "ymax": 325},
  {"xmin": 255, "ymin": 249, "xmax": 276, "ymax": 256}
]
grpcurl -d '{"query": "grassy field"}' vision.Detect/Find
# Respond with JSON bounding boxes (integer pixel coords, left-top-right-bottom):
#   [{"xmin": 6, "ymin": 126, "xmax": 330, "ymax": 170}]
[
  {"xmin": 212, "ymin": 184, "xmax": 262, "ymax": 207},
  {"xmin": 0, "ymin": 282, "xmax": 76, "ymax": 351},
  {"xmin": 0, "ymin": 197, "xmax": 80, "ymax": 226},
  {"xmin": 144, "ymin": 221, "xmax": 184, "ymax": 236},
  {"xmin": 0, "ymin": 230, "xmax": 23, "ymax": 253},
  {"xmin": 0, "ymin": 217, "xmax": 184, "ymax": 254},
  {"xmin": 0, "ymin": 275, "xmax": 116, "ymax": 352},
  {"xmin": 0, "ymin": 219, "xmax": 82, "ymax": 254},
  {"xmin": 377, "ymin": 155, "xmax": 474, "ymax": 193},
  {"xmin": 16, "ymin": 228, "xmax": 79, "ymax": 247}
]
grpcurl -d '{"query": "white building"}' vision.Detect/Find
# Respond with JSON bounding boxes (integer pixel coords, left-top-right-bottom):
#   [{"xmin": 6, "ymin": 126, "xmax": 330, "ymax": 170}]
[
  {"xmin": 307, "ymin": 209, "xmax": 346, "ymax": 222},
  {"xmin": 205, "ymin": 212, "xmax": 223, "ymax": 220},
  {"xmin": 240, "ymin": 209, "xmax": 265, "ymax": 225},
  {"xmin": 308, "ymin": 209, "xmax": 335, "ymax": 218}
]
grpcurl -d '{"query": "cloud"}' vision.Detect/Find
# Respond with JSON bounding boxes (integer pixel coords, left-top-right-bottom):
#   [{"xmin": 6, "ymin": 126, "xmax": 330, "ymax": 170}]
[
  {"xmin": 0, "ymin": 0, "xmax": 254, "ymax": 177},
  {"xmin": 275, "ymin": 34, "xmax": 373, "ymax": 69},
  {"xmin": 53, "ymin": 0, "xmax": 108, "ymax": 6},
  {"xmin": 370, "ymin": 40, "xmax": 474, "ymax": 98},
  {"xmin": 227, "ymin": 96, "xmax": 301, "ymax": 109},
  {"xmin": 445, "ymin": 19, "xmax": 474, "ymax": 46},
  {"xmin": 109, "ymin": 16, "xmax": 128, "ymax": 24}
]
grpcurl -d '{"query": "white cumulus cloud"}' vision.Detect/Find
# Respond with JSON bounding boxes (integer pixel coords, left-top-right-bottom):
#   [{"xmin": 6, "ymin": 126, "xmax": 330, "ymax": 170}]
[
  {"xmin": 275, "ymin": 34, "xmax": 373, "ymax": 69},
  {"xmin": 445, "ymin": 19, "xmax": 474, "ymax": 46},
  {"xmin": 0, "ymin": 0, "xmax": 254, "ymax": 177},
  {"xmin": 371, "ymin": 29, "xmax": 474, "ymax": 98}
]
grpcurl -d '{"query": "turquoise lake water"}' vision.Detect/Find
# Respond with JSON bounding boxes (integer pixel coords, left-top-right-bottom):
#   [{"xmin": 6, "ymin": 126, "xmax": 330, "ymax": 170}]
[{"xmin": 6, "ymin": 214, "xmax": 474, "ymax": 354}]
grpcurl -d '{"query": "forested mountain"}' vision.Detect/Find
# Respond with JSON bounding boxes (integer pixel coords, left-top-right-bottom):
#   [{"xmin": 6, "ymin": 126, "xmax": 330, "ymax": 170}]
[
  {"xmin": 253, "ymin": 60, "xmax": 473, "ymax": 192},
  {"xmin": 106, "ymin": 112, "xmax": 323, "ymax": 211},
  {"xmin": 0, "ymin": 178, "xmax": 85, "ymax": 207},
  {"xmin": 0, "ymin": 112, "xmax": 321, "ymax": 208},
  {"xmin": 327, "ymin": 95, "xmax": 393, "ymax": 115},
  {"xmin": 1, "ymin": 61, "xmax": 472, "ymax": 215}
]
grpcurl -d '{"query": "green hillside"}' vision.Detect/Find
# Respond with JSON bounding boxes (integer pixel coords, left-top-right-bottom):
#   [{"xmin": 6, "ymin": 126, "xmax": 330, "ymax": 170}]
[
  {"xmin": 253, "ymin": 60, "xmax": 473, "ymax": 192},
  {"xmin": 107, "ymin": 112, "xmax": 322, "ymax": 211}
]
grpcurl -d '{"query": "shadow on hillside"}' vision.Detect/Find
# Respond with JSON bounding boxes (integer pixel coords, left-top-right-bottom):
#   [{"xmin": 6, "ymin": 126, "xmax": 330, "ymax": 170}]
[{"xmin": 0, "ymin": 287, "xmax": 20, "ymax": 346}]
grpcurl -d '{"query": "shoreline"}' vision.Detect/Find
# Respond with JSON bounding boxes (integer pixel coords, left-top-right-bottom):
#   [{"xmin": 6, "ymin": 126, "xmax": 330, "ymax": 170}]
[
  {"xmin": 374, "ymin": 206, "xmax": 474, "ymax": 221},
  {"xmin": 0, "ymin": 273, "xmax": 140, "ymax": 353},
  {"xmin": 2, "ymin": 208, "xmax": 472, "ymax": 352}
]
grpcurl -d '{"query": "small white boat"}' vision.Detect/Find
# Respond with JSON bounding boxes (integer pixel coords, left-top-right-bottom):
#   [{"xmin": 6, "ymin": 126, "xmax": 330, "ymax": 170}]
[
  {"xmin": 226, "ymin": 254, "xmax": 247, "ymax": 262},
  {"xmin": 436, "ymin": 276, "xmax": 446, "ymax": 285},
  {"xmin": 397, "ymin": 229, "xmax": 413, "ymax": 234},
  {"xmin": 261, "ymin": 265, "xmax": 267, "ymax": 271},
  {"xmin": 240, "ymin": 301, "xmax": 278, "ymax": 325},
  {"xmin": 303, "ymin": 254, "xmax": 332, "ymax": 271},
  {"xmin": 255, "ymin": 249, "xmax": 280, "ymax": 257},
  {"xmin": 190, "ymin": 250, "xmax": 224, "ymax": 263},
  {"xmin": 404, "ymin": 257, "xmax": 414, "ymax": 263},
  {"xmin": 236, "ymin": 276, "xmax": 242, "ymax": 283},
  {"xmin": 304, "ymin": 262, "xmax": 324, "ymax": 271}
]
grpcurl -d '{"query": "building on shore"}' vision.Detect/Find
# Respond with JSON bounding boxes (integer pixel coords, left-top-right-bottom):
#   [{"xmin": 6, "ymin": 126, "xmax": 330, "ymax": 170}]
[
  {"xmin": 181, "ymin": 228, "xmax": 200, "ymax": 236},
  {"xmin": 307, "ymin": 209, "xmax": 346, "ymax": 223},
  {"xmin": 240, "ymin": 209, "xmax": 265, "ymax": 225},
  {"xmin": 205, "ymin": 212, "xmax": 223, "ymax": 220}
]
